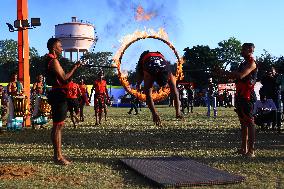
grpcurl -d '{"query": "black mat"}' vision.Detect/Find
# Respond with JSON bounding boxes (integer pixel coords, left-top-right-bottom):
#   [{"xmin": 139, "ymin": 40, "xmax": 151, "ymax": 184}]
[{"xmin": 120, "ymin": 156, "xmax": 245, "ymax": 187}]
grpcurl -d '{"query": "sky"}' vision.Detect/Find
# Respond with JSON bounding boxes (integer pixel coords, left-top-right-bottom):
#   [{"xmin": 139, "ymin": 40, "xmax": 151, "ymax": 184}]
[{"xmin": 1, "ymin": 0, "xmax": 284, "ymax": 71}]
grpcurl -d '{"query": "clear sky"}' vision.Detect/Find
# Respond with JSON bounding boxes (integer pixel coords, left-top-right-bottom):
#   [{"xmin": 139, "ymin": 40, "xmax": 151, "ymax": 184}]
[{"xmin": 1, "ymin": 0, "xmax": 284, "ymax": 71}]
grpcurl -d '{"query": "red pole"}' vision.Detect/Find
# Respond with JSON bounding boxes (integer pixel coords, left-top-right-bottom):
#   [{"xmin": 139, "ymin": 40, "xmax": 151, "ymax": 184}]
[
  {"xmin": 17, "ymin": 0, "xmax": 23, "ymax": 81},
  {"xmin": 17, "ymin": 0, "xmax": 31, "ymax": 126}
]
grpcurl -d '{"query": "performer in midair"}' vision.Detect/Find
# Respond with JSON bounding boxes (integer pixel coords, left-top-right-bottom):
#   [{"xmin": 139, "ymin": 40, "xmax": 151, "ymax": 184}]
[{"xmin": 136, "ymin": 51, "xmax": 182, "ymax": 126}]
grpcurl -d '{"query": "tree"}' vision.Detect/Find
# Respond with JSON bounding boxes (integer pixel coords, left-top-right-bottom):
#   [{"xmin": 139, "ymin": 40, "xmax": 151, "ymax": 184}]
[
  {"xmin": 77, "ymin": 51, "xmax": 119, "ymax": 85},
  {"xmin": 183, "ymin": 45, "xmax": 220, "ymax": 88},
  {"xmin": 0, "ymin": 39, "xmax": 18, "ymax": 64},
  {"xmin": 274, "ymin": 56, "xmax": 284, "ymax": 74},
  {"xmin": 0, "ymin": 39, "xmax": 40, "ymax": 82},
  {"xmin": 29, "ymin": 47, "xmax": 39, "ymax": 58},
  {"xmin": 0, "ymin": 39, "xmax": 39, "ymax": 65},
  {"xmin": 0, "ymin": 60, "xmax": 18, "ymax": 82},
  {"xmin": 256, "ymin": 50, "xmax": 277, "ymax": 80},
  {"xmin": 29, "ymin": 51, "xmax": 121, "ymax": 85},
  {"xmin": 215, "ymin": 37, "xmax": 242, "ymax": 71}
]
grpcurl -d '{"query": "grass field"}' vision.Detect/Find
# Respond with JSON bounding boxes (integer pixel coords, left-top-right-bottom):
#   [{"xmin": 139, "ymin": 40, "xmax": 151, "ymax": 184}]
[{"xmin": 0, "ymin": 106, "xmax": 283, "ymax": 188}]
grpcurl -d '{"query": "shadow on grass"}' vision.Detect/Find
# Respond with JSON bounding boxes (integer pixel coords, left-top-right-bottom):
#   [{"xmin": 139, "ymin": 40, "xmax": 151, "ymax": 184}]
[
  {"xmin": 1, "ymin": 127, "xmax": 283, "ymax": 161},
  {"xmin": 2, "ymin": 152, "xmax": 282, "ymax": 188},
  {"xmin": 0, "ymin": 154, "xmax": 157, "ymax": 188},
  {"xmin": 1, "ymin": 127, "xmax": 283, "ymax": 151}
]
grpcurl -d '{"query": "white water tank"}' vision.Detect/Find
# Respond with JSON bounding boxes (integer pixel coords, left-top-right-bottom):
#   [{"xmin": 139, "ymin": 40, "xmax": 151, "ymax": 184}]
[{"xmin": 55, "ymin": 17, "xmax": 97, "ymax": 61}]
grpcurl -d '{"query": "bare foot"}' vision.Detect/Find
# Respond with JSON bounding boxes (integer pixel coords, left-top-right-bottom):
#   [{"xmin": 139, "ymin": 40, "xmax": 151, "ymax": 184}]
[
  {"xmin": 245, "ymin": 151, "xmax": 255, "ymax": 158},
  {"xmin": 74, "ymin": 115, "xmax": 80, "ymax": 123},
  {"xmin": 54, "ymin": 157, "xmax": 72, "ymax": 166},
  {"xmin": 236, "ymin": 148, "xmax": 247, "ymax": 155},
  {"xmin": 176, "ymin": 114, "xmax": 184, "ymax": 119}
]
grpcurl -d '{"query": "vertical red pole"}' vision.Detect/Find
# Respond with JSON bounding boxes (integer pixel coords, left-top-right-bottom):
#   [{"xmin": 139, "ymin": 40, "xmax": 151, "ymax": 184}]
[
  {"xmin": 17, "ymin": 0, "xmax": 23, "ymax": 82},
  {"xmin": 17, "ymin": 0, "xmax": 31, "ymax": 126}
]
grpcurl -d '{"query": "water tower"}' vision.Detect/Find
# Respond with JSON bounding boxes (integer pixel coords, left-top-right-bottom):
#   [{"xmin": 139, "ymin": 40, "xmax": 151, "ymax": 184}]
[{"xmin": 55, "ymin": 17, "xmax": 97, "ymax": 61}]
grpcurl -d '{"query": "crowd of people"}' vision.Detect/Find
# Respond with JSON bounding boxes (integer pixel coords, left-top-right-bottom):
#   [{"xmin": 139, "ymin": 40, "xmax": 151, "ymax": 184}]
[
  {"xmin": 0, "ymin": 40, "xmax": 283, "ymax": 164},
  {"xmin": 175, "ymin": 67, "xmax": 282, "ymax": 134},
  {"xmin": 176, "ymin": 82, "xmax": 233, "ymax": 117},
  {"xmin": 0, "ymin": 38, "xmax": 110, "ymax": 165}
]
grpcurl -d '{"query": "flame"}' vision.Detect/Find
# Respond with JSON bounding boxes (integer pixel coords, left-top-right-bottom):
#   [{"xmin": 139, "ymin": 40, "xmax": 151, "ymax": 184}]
[
  {"xmin": 176, "ymin": 58, "xmax": 184, "ymax": 81},
  {"xmin": 135, "ymin": 5, "xmax": 155, "ymax": 21},
  {"xmin": 120, "ymin": 69, "xmax": 128, "ymax": 77},
  {"xmin": 113, "ymin": 28, "xmax": 184, "ymax": 102}
]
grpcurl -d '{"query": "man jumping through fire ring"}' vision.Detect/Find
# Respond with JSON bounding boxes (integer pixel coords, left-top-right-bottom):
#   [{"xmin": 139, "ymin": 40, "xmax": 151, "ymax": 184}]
[{"xmin": 136, "ymin": 50, "xmax": 182, "ymax": 126}]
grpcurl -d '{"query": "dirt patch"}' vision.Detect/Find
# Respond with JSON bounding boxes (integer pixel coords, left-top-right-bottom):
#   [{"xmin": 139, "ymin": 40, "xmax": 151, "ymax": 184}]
[
  {"xmin": 45, "ymin": 175, "xmax": 87, "ymax": 186},
  {"xmin": 0, "ymin": 165, "xmax": 37, "ymax": 180}
]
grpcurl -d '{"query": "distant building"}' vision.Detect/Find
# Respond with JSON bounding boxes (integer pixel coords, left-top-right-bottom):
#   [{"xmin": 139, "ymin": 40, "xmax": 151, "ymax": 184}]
[{"xmin": 55, "ymin": 17, "xmax": 98, "ymax": 61}]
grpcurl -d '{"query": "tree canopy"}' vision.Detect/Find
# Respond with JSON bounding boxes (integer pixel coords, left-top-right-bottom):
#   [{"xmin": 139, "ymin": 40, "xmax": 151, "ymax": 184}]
[
  {"xmin": 216, "ymin": 37, "xmax": 242, "ymax": 71},
  {"xmin": 182, "ymin": 37, "xmax": 284, "ymax": 89},
  {"xmin": 183, "ymin": 45, "xmax": 220, "ymax": 88},
  {"xmin": 0, "ymin": 39, "xmax": 39, "ymax": 82},
  {"xmin": 1, "ymin": 38, "xmax": 284, "ymax": 88}
]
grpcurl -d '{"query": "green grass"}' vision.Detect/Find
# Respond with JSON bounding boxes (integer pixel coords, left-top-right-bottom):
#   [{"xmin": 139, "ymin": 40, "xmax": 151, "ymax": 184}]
[{"xmin": 0, "ymin": 106, "xmax": 283, "ymax": 188}]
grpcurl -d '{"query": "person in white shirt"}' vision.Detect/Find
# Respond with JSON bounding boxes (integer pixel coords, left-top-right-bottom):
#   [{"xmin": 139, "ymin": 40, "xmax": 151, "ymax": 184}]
[
  {"xmin": 254, "ymin": 93, "xmax": 277, "ymax": 130},
  {"xmin": 179, "ymin": 85, "xmax": 188, "ymax": 114}
]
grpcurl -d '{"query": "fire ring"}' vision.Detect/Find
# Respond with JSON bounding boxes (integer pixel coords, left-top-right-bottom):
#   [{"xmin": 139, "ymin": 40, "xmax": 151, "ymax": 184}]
[{"xmin": 113, "ymin": 31, "xmax": 184, "ymax": 102}]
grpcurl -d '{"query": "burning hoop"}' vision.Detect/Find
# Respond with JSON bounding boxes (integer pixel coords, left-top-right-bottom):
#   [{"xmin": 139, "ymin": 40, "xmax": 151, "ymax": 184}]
[{"xmin": 113, "ymin": 28, "xmax": 184, "ymax": 102}]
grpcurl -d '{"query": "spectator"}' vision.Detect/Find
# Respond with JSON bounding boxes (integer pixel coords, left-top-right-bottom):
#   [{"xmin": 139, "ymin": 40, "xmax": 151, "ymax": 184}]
[
  {"xmin": 90, "ymin": 70, "xmax": 109, "ymax": 125},
  {"xmin": 66, "ymin": 79, "xmax": 81, "ymax": 128},
  {"xmin": 128, "ymin": 93, "xmax": 139, "ymax": 115},
  {"xmin": 78, "ymin": 78, "xmax": 89, "ymax": 122},
  {"xmin": 187, "ymin": 84, "xmax": 194, "ymax": 113},
  {"xmin": 179, "ymin": 85, "xmax": 188, "ymax": 114},
  {"xmin": 206, "ymin": 77, "xmax": 218, "ymax": 117},
  {"xmin": 223, "ymin": 89, "xmax": 229, "ymax": 108},
  {"xmin": 261, "ymin": 67, "xmax": 279, "ymax": 108},
  {"xmin": 254, "ymin": 92, "xmax": 277, "ymax": 130}
]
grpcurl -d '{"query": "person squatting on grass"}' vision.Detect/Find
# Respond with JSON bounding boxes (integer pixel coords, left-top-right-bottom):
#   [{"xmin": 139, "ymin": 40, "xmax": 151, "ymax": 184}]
[
  {"xmin": 224, "ymin": 43, "xmax": 258, "ymax": 158},
  {"xmin": 90, "ymin": 70, "xmax": 109, "ymax": 125},
  {"xmin": 45, "ymin": 38, "xmax": 81, "ymax": 165},
  {"xmin": 135, "ymin": 51, "xmax": 182, "ymax": 126}
]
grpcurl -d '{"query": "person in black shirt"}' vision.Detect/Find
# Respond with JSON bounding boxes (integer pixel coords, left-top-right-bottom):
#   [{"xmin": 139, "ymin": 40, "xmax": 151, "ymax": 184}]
[
  {"xmin": 187, "ymin": 84, "xmax": 194, "ymax": 113},
  {"xmin": 261, "ymin": 67, "xmax": 279, "ymax": 108},
  {"xmin": 261, "ymin": 66, "xmax": 281, "ymax": 131}
]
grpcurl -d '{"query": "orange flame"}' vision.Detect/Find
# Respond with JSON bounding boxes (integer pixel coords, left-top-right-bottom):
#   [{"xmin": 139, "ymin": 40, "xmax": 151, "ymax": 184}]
[
  {"xmin": 113, "ymin": 28, "xmax": 184, "ymax": 102},
  {"xmin": 135, "ymin": 5, "xmax": 155, "ymax": 21},
  {"xmin": 176, "ymin": 58, "xmax": 185, "ymax": 81}
]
